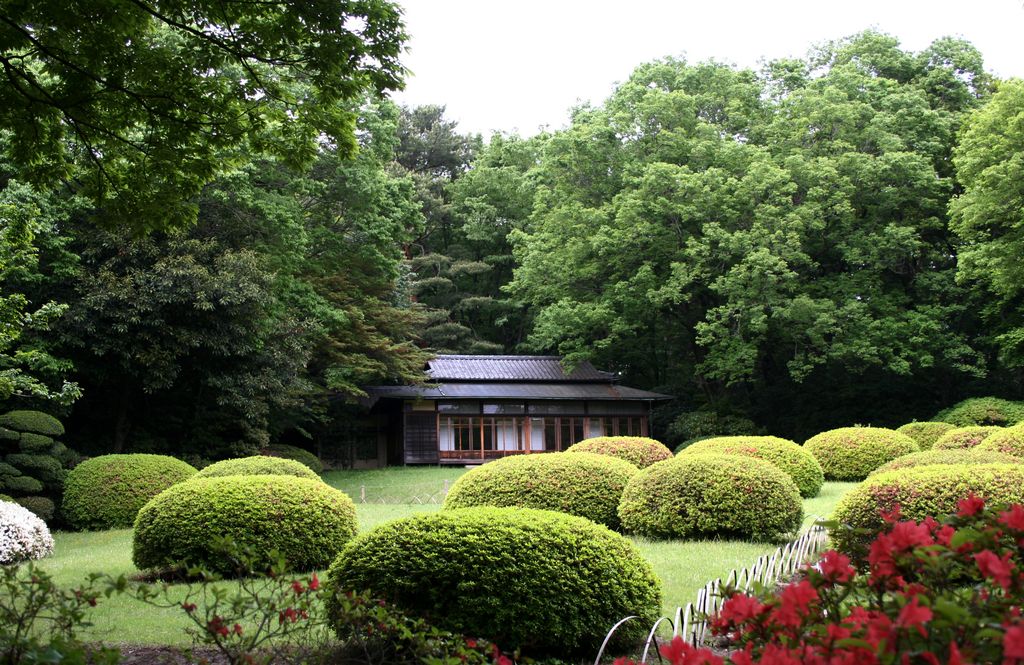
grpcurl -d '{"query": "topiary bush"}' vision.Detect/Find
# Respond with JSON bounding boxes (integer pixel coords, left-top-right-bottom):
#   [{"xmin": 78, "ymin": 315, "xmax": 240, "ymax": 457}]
[
  {"xmin": 977, "ymin": 427, "xmax": 1024, "ymax": 458},
  {"xmin": 935, "ymin": 397, "xmax": 1024, "ymax": 427},
  {"xmin": 933, "ymin": 425, "xmax": 1003, "ymax": 450},
  {"xmin": 325, "ymin": 507, "xmax": 661, "ymax": 658},
  {"xmin": 895, "ymin": 421, "xmax": 957, "ymax": 450},
  {"xmin": 134, "ymin": 475, "xmax": 356, "ymax": 576},
  {"xmin": 564, "ymin": 436, "xmax": 672, "ymax": 468},
  {"xmin": 261, "ymin": 444, "xmax": 323, "ymax": 474},
  {"xmin": 869, "ymin": 449, "xmax": 1020, "ymax": 476},
  {"xmin": 673, "ymin": 435, "xmax": 716, "ymax": 454},
  {"xmin": 195, "ymin": 456, "xmax": 320, "ymax": 481},
  {"xmin": 0, "ymin": 411, "xmax": 64, "ymax": 437},
  {"xmin": 0, "ymin": 500, "xmax": 54, "ymax": 564},
  {"xmin": 803, "ymin": 427, "xmax": 919, "ymax": 480},
  {"xmin": 62, "ymin": 454, "xmax": 198, "ymax": 530},
  {"xmin": 0, "ymin": 410, "xmax": 78, "ymax": 509},
  {"xmin": 443, "ymin": 452, "xmax": 638, "ymax": 530},
  {"xmin": 14, "ymin": 496, "xmax": 56, "ymax": 521},
  {"xmin": 617, "ymin": 454, "xmax": 803, "ymax": 541},
  {"xmin": 678, "ymin": 436, "xmax": 824, "ymax": 498},
  {"xmin": 832, "ymin": 464, "xmax": 1024, "ymax": 558},
  {"xmin": 667, "ymin": 410, "xmax": 760, "ymax": 448}
]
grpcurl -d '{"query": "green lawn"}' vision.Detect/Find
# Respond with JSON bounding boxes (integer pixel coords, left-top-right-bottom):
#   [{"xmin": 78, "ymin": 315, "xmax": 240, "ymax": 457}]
[{"xmin": 34, "ymin": 469, "xmax": 856, "ymax": 646}]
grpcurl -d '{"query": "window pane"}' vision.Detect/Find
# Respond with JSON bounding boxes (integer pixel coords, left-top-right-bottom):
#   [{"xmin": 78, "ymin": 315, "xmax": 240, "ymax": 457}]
[
  {"xmin": 439, "ymin": 416, "xmax": 454, "ymax": 451},
  {"xmin": 438, "ymin": 401, "xmax": 480, "ymax": 414},
  {"xmin": 483, "ymin": 403, "xmax": 525, "ymax": 415},
  {"xmin": 528, "ymin": 401, "xmax": 585, "ymax": 414},
  {"xmin": 586, "ymin": 401, "xmax": 647, "ymax": 414}
]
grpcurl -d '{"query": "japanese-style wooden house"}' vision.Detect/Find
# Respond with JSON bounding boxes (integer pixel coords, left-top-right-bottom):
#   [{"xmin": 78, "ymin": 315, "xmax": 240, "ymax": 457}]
[{"xmin": 365, "ymin": 355, "xmax": 672, "ymax": 465}]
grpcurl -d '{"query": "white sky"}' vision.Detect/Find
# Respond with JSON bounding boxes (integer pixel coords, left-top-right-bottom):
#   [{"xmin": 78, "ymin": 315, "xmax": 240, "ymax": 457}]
[{"xmin": 390, "ymin": 0, "xmax": 1024, "ymax": 137}]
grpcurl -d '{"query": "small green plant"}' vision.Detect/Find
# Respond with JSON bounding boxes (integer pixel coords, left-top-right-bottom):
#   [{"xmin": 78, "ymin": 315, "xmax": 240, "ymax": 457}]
[
  {"xmin": 262, "ymin": 444, "xmax": 323, "ymax": 475},
  {"xmin": 195, "ymin": 455, "xmax": 320, "ymax": 480}
]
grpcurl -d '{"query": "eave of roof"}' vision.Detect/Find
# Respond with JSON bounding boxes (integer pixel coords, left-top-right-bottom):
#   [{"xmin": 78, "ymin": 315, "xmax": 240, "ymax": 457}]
[
  {"xmin": 427, "ymin": 354, "xmax": 615, "ymax": 382},
  {"xmin": 365, "ymin": 382, "xmax": 673, "ymax": 402}
]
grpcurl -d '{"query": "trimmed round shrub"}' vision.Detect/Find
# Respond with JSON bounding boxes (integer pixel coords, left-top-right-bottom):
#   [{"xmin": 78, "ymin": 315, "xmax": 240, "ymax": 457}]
[
  {"xmin": 326, "ymin": 507, "xmax": 661, "ymax": 658},
  {"xmin": 935, "ymin": 397, "xmax": 1024, "ymax": 427},
  {"xmin": 62, "ymin": 454, "xmax": 198, "ymax": 530},
  {"xmin": 617, "ymin": 453, "xmax": 803, "ymax": 541},
  {"xmin": 977, "ymin": 427, "xmax": 1024, "ymax": 458},
  {"xmin": 804, "ymin": 427, "xmax": 919, "ymax": 480},
  {"xmin": 15, "ymin": 496, "xmax": 55, "ymax": 521},
  {"xmin": 565, "ymin": 436, "xmax": 672, "ymax": 468},
  {"xmin": 673, "ymin": 435, "xmax": 716, "ymax": 454},
  {"xmin": 443, "ymin": 452, "xmax": 638, "ymax": 529},
  {"xmin": 0, "ymin": 411, "xmax": 64, "ymax": 437},
  {"xmin": 195, "ymin": 456, "xmax": 319, "ymax": 481},
  {"xmin": 134, "ymin": 475, "xmax": 357, "ymax": 576},
  {"xmin": 262, "ymin": 444, "xmax": 323, "ymax": 474},
  {"xmin": 869, "ymin": 449, "xmax": 1020, "ymax": 476},
  {"xmin": 895, "ymin": 422, "xmax": 957, "ymax": 450},
  {"xmin": 679, "ymin": 436, "xmax": 824, "ymax": 498},
  {"xmin": 0, "ymin": 500, "xmax": 54, "ymax": 564},
  {"xmin": 832, "ymin": 464, "xmax": 1024, "ymax": 557},
  {"xmin": 933, "ymin": 425, "xmax": 1003, "ymax": 450}
]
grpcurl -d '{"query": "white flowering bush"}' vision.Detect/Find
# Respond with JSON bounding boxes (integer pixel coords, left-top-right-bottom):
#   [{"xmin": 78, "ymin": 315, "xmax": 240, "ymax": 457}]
[{"xmin": 0, "ymin": 501, "xmax": 53, "ymax": 564}]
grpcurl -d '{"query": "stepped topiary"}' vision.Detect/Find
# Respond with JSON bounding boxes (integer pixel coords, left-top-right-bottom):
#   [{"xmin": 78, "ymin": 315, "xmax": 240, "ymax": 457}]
[
  {"xmin": 0, "ymin": 410, "xmax": 79, "ymax": 519},
  {"xmin": 679, "ymin": 436, "xmax": 824, "ymax": 498},
  {"xmin": 933, "ymin": 426, "xmax": 1003, "ymax": 450},
  {"xmin": 326, "ymin": 507, "xmax": 661, "ymax": 658},
  {"xmin": 869, "ymin": 449, "xmax": 1020, "ymax": 476},
  {"xmin": 977, "ymin": 427, "xmax": 1024, "ymax": 458},
  {"xmin": 804, "ymin": 427, "xmax": 919, "ymax": 480},
  {"xmin": 617, "ymin": 453, "xmax": 802, "ymax": 541},
  {"xmin": 133, "ymin": 475, "xmax": 357, "ymax": 576},
  {"xmin": 443, "ymin": 452, "xmax": 638, "ymax": 529},
  {"xmin": 195, "ymin": 456, "xmax": 320, "ymax": 480},
  {"xmin": 564, "ymin": 436, "xmax": 672, "ymax": 468},
  {"xmin": 832, "ymin": 464, "xmax": 1024, "ymax": 559},
  {"xmin": 62, "ymin": 454, "xmax": 198, "ymax": 530},
  {"xmin": 0, "ymin": 500, "xmax": 54, "ymax": 564},
  {"xmin": 935, "ymin": 397, "xmax": 1024, "ymax": 427},
  {"xmin": 895, "ymin": 422, "xmax": 957, "ymax": 451},
  {"xmin": 261, "ymin": 444, "xmax": 323, "ymax": 474}
]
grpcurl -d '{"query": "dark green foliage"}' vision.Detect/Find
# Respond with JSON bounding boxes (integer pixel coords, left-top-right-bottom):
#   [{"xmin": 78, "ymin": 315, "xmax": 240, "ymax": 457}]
[
  {"xmin": 804, "ymin": 427, "xmax": 920, "ymax": 480},
  {"xmin": 0, "ymin": 464, "xmax": 18, "ymax": 476},
  {"xmin": 679, "ymin": 436, "xmax": 824, "ymax": 498},
  {"xmin": 666, "ymin": 411, "xmax": 761, "ymax": 447},
  {"xmin": 2, "ymin": 476, "xmax": 42, "ymax": 494},
  {"xmin": 195, "ymin": 456, "xmax": 320, "ymax": 481},
  {"xmin": 0, "ymin": 411, "xmax": 63, "ymax": 437},
  {"xmin": 934, "ymin": 426, "xmax": 1003, "ymax": 449},
  {"xmin": 935, "ymin": 397, "xmax": 1024, "ymax": 427},
  {"xmin": 977, "ymin": 428, "xmax": 1024, "ymax": 458},
  {"xmin": 325, "ymin": 507, "xmax": 662, "ymax": 658},
  {"xmin": 443, "ymin": 452, "xmax": 638, "ymax": 529},
  {"xmin": 618, "ymin": 453, "xmax": 803, "ymax": 541},
  {"xmin": 15, "ymin": 496, "xmax": 55, "ymax": 522},
  {"xmin": 870, "ymin": 449, "xmax": 1020, "ymax": 476},
  {"xmin": 565, "ymin": 436, "xmax": 673, "ymax": 468},
  {"xmin": 0, "ymin": 428, "xmax": 18, "ymax": 442},
  {"xmin": 896, "ymin": 422, "xmax": 957, "ymax": 451},
  {"xmin": 5, "ymin": 454, "xmax": 62, "ymax": 484},
  {"xmin": 62, "ymin": 454, "xmax": 197, "ymax": 530},
  {"xmin": 261, "ymin": 444, "xmax": 323, "ymax": 475},
  {"xmin": 133, "ymin": 475, "xmax": 358, "ymax": 575},
  {"xmin": 832, "ymin": 464, "xmax": 1024, "ymax": 558},
  {"xmin": 17, "ymin": 434, "xmax": 54, "ymax": 454}
]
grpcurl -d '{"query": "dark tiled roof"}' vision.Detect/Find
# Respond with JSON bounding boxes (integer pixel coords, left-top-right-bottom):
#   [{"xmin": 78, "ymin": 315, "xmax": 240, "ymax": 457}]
[
  {"xmin": 366, "ymin": 382, "xmax": 673, "ymax": 401},
  {"xmin": 427, "ymin": 355, "xmax": 615, "ymax": 382}
]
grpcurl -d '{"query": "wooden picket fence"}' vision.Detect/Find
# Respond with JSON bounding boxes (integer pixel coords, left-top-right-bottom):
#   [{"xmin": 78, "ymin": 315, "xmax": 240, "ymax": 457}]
[{"xmin": 595, "ymin": 521, "xmax": 830, "ymax": 665}]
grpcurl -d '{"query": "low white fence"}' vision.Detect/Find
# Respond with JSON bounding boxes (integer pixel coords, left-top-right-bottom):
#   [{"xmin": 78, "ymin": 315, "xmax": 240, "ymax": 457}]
[
  {"xmin": 595, "ymin": 521, "xmax": 830, "ymax": 664},
  {"xmin": 352, "ymin": 479, "xmax": 451, "ymax": 504}
]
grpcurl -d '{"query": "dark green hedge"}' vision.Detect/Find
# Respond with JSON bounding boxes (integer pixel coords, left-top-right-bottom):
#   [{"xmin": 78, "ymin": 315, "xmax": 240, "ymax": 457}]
[
  {"xmin": 195, "ymin": 456, "xmax": 320, "ymax": 480},
  {"xmin": 617, "ymin": 453, "xmax": 803, "ymax": 541},
  {"xmin": 678, "ymin": 436, "xmax": 824, "ymax": 498},
  {"xmin": 325, "ymin": 507, "xmax": 661, "ymax": 658},
  {"xmin": 895, "ymin": 422, "xmax": 957, "ymax": 451},
  {"xmin": 935, "ymin": 397, "xmax": 1024, "ymax": 427},
  {"xmin": 869, "ymin": 449, "xmax": 1020, "ymax": 476},
  {"xmin": 832, "ymin": 464, "xmax": 1024, "ymax": 559},
  {"xmin": 443, "ymin": 452, "xmax": 638, "ymax": 529},
  {"xmin": 133, "ymin": 475, "xmax": 357, "ymax": 576},
  {"xmin": 62, "ymin": 454, "xmax": 198, "ymax": 530},
  {"xmin": 977, "ymin": 427, "xmax": 1024, "ymax": 458},
  {"xmin": 0, "ymin": 411, "xmax": 64, "ymax": 437},
  {"xmin": 564, "ymin": 436, "xmax": 673, "ymax": 468},
  {"xmin": 15, "ymin": 496, "xmax": 55, "ymax": 521},
  {"xmin": 804, "ymin": 427, "xmax": 919, "ymax": 480},
  {"xmin": 933, "ymin": 426, "xmax": 1003, "ymax": 450},
  {"xmin": 262, "ymin": 444, "xmax": 323, "ymax": 474}
]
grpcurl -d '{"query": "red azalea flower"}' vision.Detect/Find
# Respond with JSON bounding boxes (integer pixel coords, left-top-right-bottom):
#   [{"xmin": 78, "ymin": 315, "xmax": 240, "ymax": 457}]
[
  {"xmin": 889, "ymin": 521, "xmax": 935, "ymax": 551},
  {"xmin": 948, "ymin": 641, "xmax": 965, "ymax": 665},
  {"xmin": 957, "ymin": 494, "xmax": 985, "ymax": 517},
  {"xmin": 291, "ymin": 580, "xmax": 304, "ymax": 595},
  {"xmin": 308, "ymin": 572, "xmax": 320, "ymax": 591},
  {"xmin": 1001, "ymin": 505, "xmax": 1024, "ymax": 532},
  {"xmin": 976, "ymin": 550, "xmax": 1016, "ymax": 590},
  {"xmin": 719, "ymin": 592, "xmax": 768, "ymax": 625},
  {"xmin": 1004, "ymin": 624, "xmax": 1024, "ymax": 659},
  {"xmin": 818, "ymin": 550, "xmax": 855, "ymax": 584},
  {"xmin": 771, "ymin": 580, "xmax": 818, "ymax": 628},
  {"xmin": 881, "ymin": 505, "xmax": 903, "ymax": 524},
  {"xmin": 896, "ymin": 596, "xmax": 933, "ymax": 637},
  {"xmin": 659, "ymin": 635, "xmax": 723, "ymax": 665}
]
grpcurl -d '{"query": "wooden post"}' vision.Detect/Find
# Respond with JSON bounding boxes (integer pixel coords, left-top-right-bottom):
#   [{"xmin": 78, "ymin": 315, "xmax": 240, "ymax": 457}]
[
  {"xmin": 443, "ymin": 479, "xmax": 449, "ymax": 497},
  {"xmin": 360, "ymin": 485, "xmax": 366, "ymax": 503}
]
